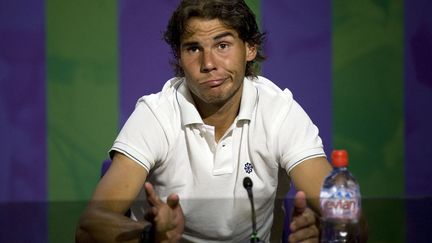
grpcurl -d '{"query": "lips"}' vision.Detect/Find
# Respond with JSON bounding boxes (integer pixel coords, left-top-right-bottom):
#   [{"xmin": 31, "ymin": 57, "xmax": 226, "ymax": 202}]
[{"xmin": 201, "ymin": 77, "xmax": 227, "ymax": 87}]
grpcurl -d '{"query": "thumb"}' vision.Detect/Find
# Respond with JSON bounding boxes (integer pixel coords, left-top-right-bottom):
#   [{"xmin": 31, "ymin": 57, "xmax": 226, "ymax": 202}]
[
  {"xmin": 292, "ymin": 191, "xmax": 307, "ymax": 216},
  {"xmin": 167, "ymin": 193, "xmax": 180, "ymax": 208}
]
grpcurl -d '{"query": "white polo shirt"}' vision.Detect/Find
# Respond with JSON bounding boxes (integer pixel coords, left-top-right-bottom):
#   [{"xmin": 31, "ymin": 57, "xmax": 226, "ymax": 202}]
[{"xmin": 110, "ymin": 76, "xmax": 325, "ymax": 242}]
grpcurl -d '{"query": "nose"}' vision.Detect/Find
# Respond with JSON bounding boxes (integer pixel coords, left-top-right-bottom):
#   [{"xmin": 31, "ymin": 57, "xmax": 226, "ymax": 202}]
[{"xmin": 200, "ymin": 49, "xmax": 216, "ymax": 73}]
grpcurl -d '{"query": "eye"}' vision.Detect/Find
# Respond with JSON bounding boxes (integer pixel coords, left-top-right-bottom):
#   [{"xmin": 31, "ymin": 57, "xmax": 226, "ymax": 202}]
[
  {"xmin": 186, "ymin": 46, "xmax": 200, "ymax": 54},
  {"xmin": 218, "ymin": 43, "xmax": 230, "ymax": 50}
]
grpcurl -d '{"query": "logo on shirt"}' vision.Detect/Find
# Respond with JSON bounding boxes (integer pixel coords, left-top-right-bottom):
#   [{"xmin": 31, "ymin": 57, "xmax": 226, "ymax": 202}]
[{"xmin": 244, "ymin": 162, "xmax": 254, "ymax": 174}]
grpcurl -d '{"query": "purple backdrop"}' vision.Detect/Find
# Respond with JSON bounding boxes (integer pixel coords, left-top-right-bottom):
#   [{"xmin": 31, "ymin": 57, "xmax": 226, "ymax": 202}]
[
  {"xmin": 261, "ymin": 2, "xmax": 331, "ymax": 241},
  {"xmin": 0, "ymin": 0, "xmax": 47, "ymax": 241},
  {"xmin": 119, "ymin": 0, "xmax": 178, "ymax": 125},
  {"xmin": 404, "ymin": 0, "xmax": 432, "ymax": 242},
  {"xmin": 404, "ymin": 0, "xmax": 432, "ymax": 196},
  {"xmin": 261, "ymin": 0, "xmax": 332, "ymax": 155}
]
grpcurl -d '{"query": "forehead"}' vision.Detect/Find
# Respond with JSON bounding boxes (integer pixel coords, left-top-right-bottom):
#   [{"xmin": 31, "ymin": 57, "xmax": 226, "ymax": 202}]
[{"xmin": 181, "ymin": 17, "xmax": 239, "ymax": 42}]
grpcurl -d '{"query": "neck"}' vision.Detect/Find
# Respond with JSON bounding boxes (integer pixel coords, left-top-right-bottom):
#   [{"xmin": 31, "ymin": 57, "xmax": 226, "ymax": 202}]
[{"xmin": 193, "ymin": 84, "xmax": 243, "ymax": 142}]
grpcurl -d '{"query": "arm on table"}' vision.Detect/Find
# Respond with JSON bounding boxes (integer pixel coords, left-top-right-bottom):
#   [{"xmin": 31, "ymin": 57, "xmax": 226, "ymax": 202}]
[
  {"xmin": 285, "ymin": 157, "xmax": 332, "ymax": 242},
  {"xmin": 289, "ymin": 156, "xmax": 368, "ymax": 243},
  {"xmin": 290, "ymin": 157, "xmax": 332, "ymax": 212},
  {"xmin": 75, "ymin": 152, "xmax": 184, "ymax": 243}
]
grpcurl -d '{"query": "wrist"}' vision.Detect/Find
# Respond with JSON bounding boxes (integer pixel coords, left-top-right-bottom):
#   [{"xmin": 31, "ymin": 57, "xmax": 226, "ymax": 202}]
[{"xmin": 140, "ymin": 224, "xmax": 155, "ymax": 243}]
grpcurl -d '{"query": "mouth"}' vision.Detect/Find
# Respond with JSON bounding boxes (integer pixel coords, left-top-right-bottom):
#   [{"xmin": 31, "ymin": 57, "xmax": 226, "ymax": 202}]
[{"xmin": 201, "ymin": 77, "xmax": 228, "ymax": 87}]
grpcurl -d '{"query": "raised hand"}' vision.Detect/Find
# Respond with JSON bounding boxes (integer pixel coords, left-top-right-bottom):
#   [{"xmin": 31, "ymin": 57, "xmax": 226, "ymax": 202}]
[
  {"xmin": 144, "ymin": 182, "xmax": 184, "ymax": 243},
  {"xmin": 288, "ymin": 191, "xmax": 319, "ymax": 243}
]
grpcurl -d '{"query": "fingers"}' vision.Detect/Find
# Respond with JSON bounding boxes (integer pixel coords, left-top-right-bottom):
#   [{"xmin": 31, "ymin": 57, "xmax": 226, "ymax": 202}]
[
  {"xmin": 144, "ymin": 182, "xmax": 182, "ymax": 223},
  {"xmin": 143, "ymin": 182, "xmax": 184, "ymax": 242},
  {"xmin": 166, "ymin": 194, "xmax": 183, "ymax": 227},
  {"xmin": 144, "ymin": 206, "xmax": 158, "ymax": 222},
  {"xmin": 292, "ymin": 191, "xmax": 307, "ymax": 216},
  {"xmin": 290, "ymin": 207, "xmax": 316, "ymax": 231},
  {"xmin": 289, "ymin": 191, "xmax": 319, "ymax": 242},
  {"xmin": 145, "ymin": 182, "xmax": 180, "ymax": 209},
  {"xmin": 144, "ymin": 182, "xmax": 163, "ymax": 207},
  {"xmin": 166, "ymin": 194, "xmax": 180, "ymax": 208},
  {"xmin": 291, "ymin": 191, "xmax": 309, "ymax": 231},
  {"xmin": 288, "ymin": 224, "xmax": 319, "ymax": 243},
  {"xmin": 289, "ymin": 208, "xmax": 319, "ymax": 243}
]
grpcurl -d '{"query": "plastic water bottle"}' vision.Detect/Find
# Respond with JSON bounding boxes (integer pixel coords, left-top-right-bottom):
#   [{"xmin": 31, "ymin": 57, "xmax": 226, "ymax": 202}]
[{"xmin": 320, "ymin": 150, "xmax": 361, "ymax": 242}]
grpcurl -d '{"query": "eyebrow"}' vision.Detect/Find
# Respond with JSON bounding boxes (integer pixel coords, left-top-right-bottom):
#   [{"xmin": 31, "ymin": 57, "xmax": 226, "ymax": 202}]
[
  {"xmin": 213, "ymin": 31, "xmax": 235, "ymax": 41},
  {"xmin": 181, "ymin": 31, "xmax": 236, "ymax": 49}
]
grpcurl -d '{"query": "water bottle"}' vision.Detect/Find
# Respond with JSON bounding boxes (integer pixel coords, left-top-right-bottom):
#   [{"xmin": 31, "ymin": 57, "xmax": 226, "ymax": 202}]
[{"xmin": 320, "ymin": 150, "xmax": 361, "ymax": 242}]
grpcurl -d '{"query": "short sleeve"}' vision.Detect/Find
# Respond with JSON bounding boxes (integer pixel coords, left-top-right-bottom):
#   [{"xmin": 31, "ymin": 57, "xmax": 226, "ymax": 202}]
[
  {"xmin": 109, "ymin": 100, "xmax": 168, "ymax": 172},
  {"xmin": 277, "ymin": 93, "xmax": 326, "ymax": 173}
]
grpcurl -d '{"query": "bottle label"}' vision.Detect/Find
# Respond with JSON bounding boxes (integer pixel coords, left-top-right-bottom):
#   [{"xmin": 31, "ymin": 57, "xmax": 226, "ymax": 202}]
[{"xmin": 320, "ymin": 189, "xmax": 360, "ymax": 220}]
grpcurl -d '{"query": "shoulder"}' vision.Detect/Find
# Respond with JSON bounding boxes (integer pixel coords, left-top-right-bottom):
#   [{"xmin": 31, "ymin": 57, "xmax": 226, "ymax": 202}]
[
  {"xmin": 133, "ymin": 77, "xmax": 184, "ymax": 120},
  {"xmin": 247, "ymin": 76, "xmax": 315, "ymax": 137},
  {"xmin": 251, "ymin": 76, "xmax": 294, "ymax": 102},
  {"xmin": 137, "ymin": 77, "xmax": 183, "ymax": 107},
  {"xmin": 248, "ymin": 76, "xmax": 295, "ymax": 114},
  {"xmin": 133, "ymin": 77, "xmax": 183, "ymax": 137}
]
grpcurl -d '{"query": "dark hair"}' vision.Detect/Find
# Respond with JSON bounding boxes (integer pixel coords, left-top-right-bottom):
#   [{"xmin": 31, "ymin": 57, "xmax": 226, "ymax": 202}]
[{"xmin": 164, "ymin": 0, "xmax": 266, "ymax": 77}]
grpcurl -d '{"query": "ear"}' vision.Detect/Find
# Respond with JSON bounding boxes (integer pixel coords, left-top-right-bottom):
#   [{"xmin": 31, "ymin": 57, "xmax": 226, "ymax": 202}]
[{"xmin": 245, "ymin": 43, "xmax": 258, "ymax": 62}]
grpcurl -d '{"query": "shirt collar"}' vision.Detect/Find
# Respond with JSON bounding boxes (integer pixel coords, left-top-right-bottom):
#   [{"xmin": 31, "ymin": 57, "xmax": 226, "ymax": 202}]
[
  {"xmin": 176, "ymin": 79, "xmax": 203, "ymax": 126},
  {"xmin": 176, "ymin": 77, "xmax": 258, "ymax": 126},
  {"xmin": 237, "ymin": 77, "xmax": 258, "ymax": 121}
]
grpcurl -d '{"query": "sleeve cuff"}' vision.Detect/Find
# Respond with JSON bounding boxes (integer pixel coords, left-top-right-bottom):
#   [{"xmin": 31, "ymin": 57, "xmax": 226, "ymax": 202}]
[
  {"xmin": 285, "ymin": 148, "xmax": 327, "ymax": 173},
  {"xmin": 109, "ymin": 141, "xmax": 152, "ymax": 173}
]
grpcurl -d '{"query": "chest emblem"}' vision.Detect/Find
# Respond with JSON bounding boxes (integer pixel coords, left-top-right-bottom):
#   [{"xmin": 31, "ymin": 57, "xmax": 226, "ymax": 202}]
[{"xmin": 244, "ymin": 162, "xmax": 254, "ymax": 174}]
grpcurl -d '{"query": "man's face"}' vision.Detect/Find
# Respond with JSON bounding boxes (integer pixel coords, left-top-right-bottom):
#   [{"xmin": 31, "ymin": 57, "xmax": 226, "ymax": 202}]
[{"xmin": 179, "ymin": 18, "xmax": 257, "ymax": 106}]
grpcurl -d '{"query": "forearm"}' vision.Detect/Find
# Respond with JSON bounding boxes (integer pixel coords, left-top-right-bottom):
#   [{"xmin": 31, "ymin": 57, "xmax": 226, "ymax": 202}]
[{"xmin": 76, "ymin": 206, "xmax": 147, "ymax": 243}]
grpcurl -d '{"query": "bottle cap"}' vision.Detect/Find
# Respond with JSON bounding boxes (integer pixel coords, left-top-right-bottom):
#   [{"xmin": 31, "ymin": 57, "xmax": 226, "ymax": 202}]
[{"xmin": 331, "ymin": 149, "xmax": 349, "ymax": 167}]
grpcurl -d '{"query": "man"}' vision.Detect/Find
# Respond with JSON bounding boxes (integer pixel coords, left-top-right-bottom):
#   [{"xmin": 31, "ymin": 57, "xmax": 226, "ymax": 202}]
[{"xmin": 76, "ymin": 0, "xmax": 338, "ymax": 242}]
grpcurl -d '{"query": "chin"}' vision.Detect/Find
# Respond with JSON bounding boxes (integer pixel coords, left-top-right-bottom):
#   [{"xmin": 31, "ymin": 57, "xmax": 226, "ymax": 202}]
[{"xmin": 202, "ymin": 95, "xmax": 227, "ymax": 105}]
